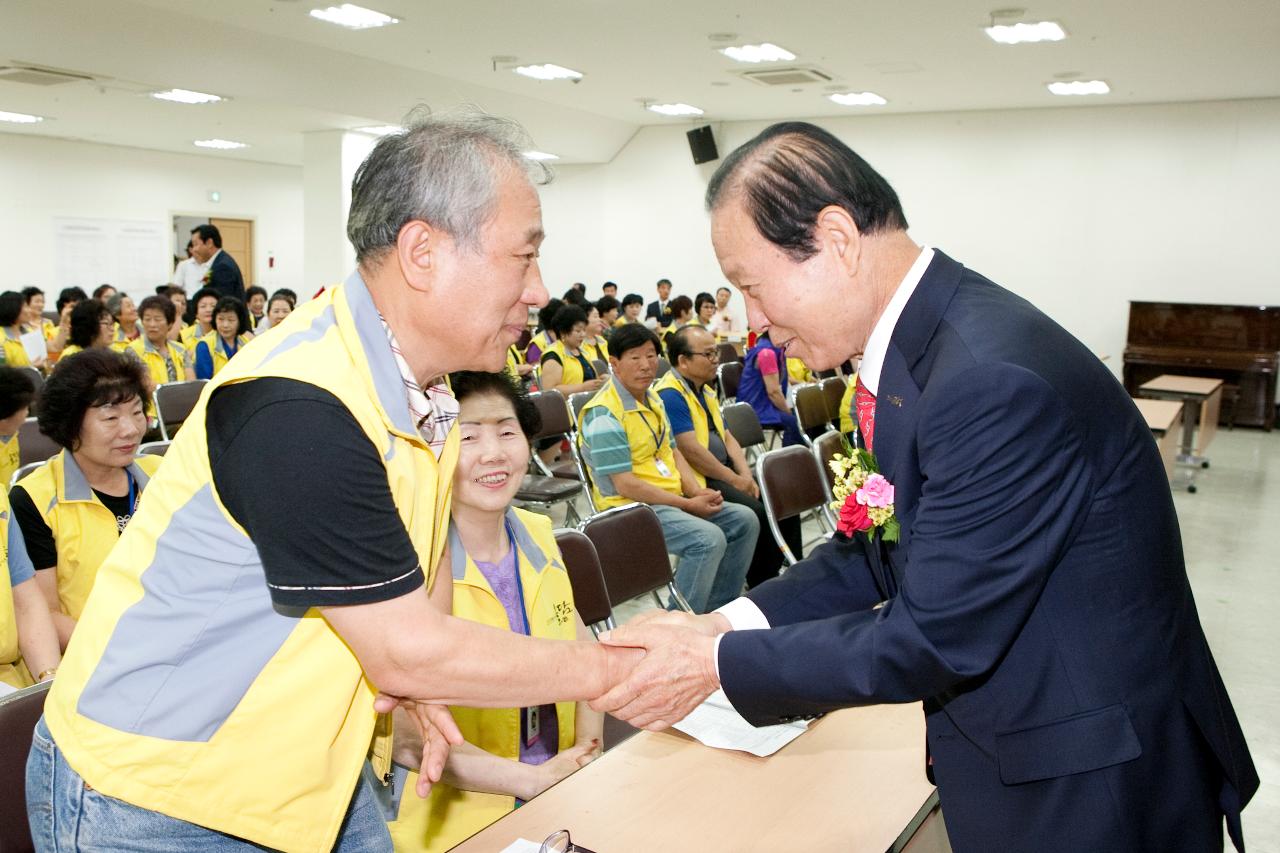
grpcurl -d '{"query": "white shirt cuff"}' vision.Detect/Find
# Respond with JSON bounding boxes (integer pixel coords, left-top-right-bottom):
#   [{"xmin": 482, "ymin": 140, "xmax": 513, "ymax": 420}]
[{"xmin": 712, "ymin": 597, "xmax": 771, "ymax": 681}]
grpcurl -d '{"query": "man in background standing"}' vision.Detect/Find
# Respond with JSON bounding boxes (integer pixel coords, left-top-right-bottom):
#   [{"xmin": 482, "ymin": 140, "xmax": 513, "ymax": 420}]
[
  {"xmin": 644, "ymin": 278, "xmax": 674, "ymax": 331},
  {"xmin": 190, "ymin": 224, "xmax": 245, "ymax": 301},
  {"xmin": 173, "ymin": 240, "xmax": 211, "ymax": 293}
]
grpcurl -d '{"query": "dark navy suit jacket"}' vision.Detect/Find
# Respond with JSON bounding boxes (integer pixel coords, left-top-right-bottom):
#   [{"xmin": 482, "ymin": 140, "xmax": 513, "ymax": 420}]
[
  {"xmin": 207, "ymin": 250, "xmax": 245, "ymax": 301},
  {"xmin": 718, "ymin": 251, "xmax": 1257, "ymax": 852}
]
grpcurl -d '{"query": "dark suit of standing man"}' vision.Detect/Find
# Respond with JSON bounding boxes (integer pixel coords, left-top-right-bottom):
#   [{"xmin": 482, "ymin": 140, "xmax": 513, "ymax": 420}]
[
  {"xmin": 594, "ymin": 122, "xmax": 1257, "ymax": 852},
  {"xmin": 190, "ymin": 223, "xmax": 245, "ymax": 301},
  {"xmin": 645, "ymin": 278, "xmax": 674, "ymax": 329}
]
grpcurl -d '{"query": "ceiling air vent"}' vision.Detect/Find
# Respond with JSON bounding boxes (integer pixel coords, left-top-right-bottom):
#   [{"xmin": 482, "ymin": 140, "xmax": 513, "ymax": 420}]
[
  {"xmin": 738, "ymin": 66, "xmax": 833, "ymax": 87},
  {"xmin": 0, "ymin": 63, "xmax": 97, "ymax": 86}
]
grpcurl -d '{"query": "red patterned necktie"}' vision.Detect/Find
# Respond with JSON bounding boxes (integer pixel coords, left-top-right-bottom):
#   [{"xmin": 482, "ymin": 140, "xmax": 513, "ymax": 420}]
[{"xmin": 854, "ymin": 377, "xmax": 877, "ymax": 453}]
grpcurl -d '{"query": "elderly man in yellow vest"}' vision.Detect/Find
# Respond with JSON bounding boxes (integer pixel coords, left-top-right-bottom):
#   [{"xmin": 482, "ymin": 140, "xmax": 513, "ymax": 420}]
[
  {"xmin": 577, "ymin": 323, "xmax": 757, "ymax": 614},
  {"xmin": 27, "ymin": 113, "xmax": 640, "ymax": 853},
  {"xmin": 655, "ymin": 325, "xmax": 794, "ymax": 588}
]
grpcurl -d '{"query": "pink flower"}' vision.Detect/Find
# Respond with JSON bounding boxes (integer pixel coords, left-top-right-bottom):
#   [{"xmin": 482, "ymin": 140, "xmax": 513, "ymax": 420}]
[
  {"xmin": 837, "ymin": 495, "xmax": 874, "ymax": 537},
  {"xmin": 856, "ymin": 473, "xmax": 894, "ymax": 509}
]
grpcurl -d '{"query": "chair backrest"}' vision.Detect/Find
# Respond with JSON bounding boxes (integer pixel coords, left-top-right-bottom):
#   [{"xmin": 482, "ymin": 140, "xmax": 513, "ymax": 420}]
[
  {"xmin": 812, "ymin": 429, "xmax": 844, "ymax": 500},
  {"xmin": 721, "ymin": 401, "xmax": 764, "ymax": 450},
  {"xmin": 17, "ymin": 417, "xmax": 59, "ymax": 467},
  {"xmin": 717, "ymin": 361, "xmax": 743, "ymax": 402},
  {"xmin": 792, "ymin": 383, "xmax": 829, "ymax": 437},
  {"xmin": 758, "ymin": 445, "xmax": 829, "ymax": 522},
  {"xmin": 581, "ymin": 503, "xmax": 680, "ymax": 607},
  {"xmin": 0, "ymin": 680, "xmax": 51, "ymax": 852},
  {"xmin": 715, "ymin": 342, "xmax": 741, "ymax": 364},
  {"xmin": 153, "ymin": 380, "xmax": 208, "ymax": 441},
  {"xmin": 138, "ymin": 440, "xmax": 171, "ymax": 457},
  {"xmin": 568, "ymin": 391, "xmax": 594, "ymax": 426},
  {"xmin": 655, "ymin": 357, "xmax": 671, "ymax": 379},
  {"xmin": 591, "ymin": 359, "xmax": 609, "ymax": 379},
  {"xmin": 553, "ymin": 528, "xmax": 615, "ymax": 635},
  {"xmin": 820, "ymin": 377, "xmax": 847, "ymax": 426},
  {"xmin": 529, "ymin": 389, "xmax": 572, "ymax": 441},
  {"xmin": 10, "ymin": 460, "xmax": 45, "ymax": 489}
]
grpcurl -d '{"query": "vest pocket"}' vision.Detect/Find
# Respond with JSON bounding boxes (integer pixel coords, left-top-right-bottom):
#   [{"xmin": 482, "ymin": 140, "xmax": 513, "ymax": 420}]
[{"xmin": 995, "ymin": 702, "xmax": 1141, "ymax": 785}]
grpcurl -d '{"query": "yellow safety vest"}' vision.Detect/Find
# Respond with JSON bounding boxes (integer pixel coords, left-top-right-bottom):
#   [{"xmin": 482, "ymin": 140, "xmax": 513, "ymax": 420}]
[
  {"xmin": 839, "ymin": 375, "xmax": 858, "ymax": 436},
  {"xmin": 180, "ymin": 323, "xmax": 212, "ymax": 348},
  {"xmin": 13, "ymin": 451, "xmax": 162, "ymax": 620},
  {"xmin": 524, "ymin": 330, "xmax": 550, "ymax": 362},
  {"xmin": 196, "ymin": 330, "xmax": 252, "ymax": 378},
  {"xmin": 2, "ymin": 329, "xmax": 31, "ymax": 367},
  {"xmin": 0, "ymin": 432, "xmax": 19, "ymax": 489},
  {"xmin": 0, "ymin": 491, "xmax": 34, "ymax": 689},
  {"xmin": 786, "ymin": 356, "xmax": 815, "ymax": 386},
  {"xmin": 581, "ymin": 338, "xmax": 608, "ymax": 363},
  {"xmin": 110, "ymin": 323, "xmax": 141, "ymax": 353},
  {"xmin": 389, "ymin": 508, "xmax": 577, "ymax": 852},
  {"xmin": 577, "ymin": 376, "xmax": 680, "ymax": 509},
  {"xmin": 540, "ymin": 340, "xmax": 594, "ymax": 388},
  {"xmin": 128, "ymin": 337, "xmax": 191, "ymax": 387},
  {"xmin": 44, "ymin": 271, "xmax": 459, "ymax": 853},
  {"xmin": 653, "ymin": 370, "xmax": 727, "ymax": 488},
  {"xmin": 57, "ymin": 344, "xmax": 83, "ymax": 360}
]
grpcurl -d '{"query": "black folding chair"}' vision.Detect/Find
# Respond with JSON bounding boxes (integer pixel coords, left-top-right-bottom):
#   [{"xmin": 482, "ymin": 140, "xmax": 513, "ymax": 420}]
[
  {"xmin": 820, "ymin": 376, "xmax": 848, "ymax": 429},
  {"xmin": 517, "ymin": 390, "xmax": 584, "ymax": 523},
  {"xmin": 581, "ymin": 503, "xmax": 692, "ymax": 612},
  {"xmin": 716, "ymin": 361, "xmax": 743, "ymax": 403},
  {"xmin": 791, "ymin": 383, "xmax": 829, "ymax": 448},
  {"xmin": 756, "ymin": 445, "xmax": 835, "ymax": 566},
  {"xmin": 0, "ymin": 680, "xmax": 52, "ymax": 853},
  {"xmin": 154, "ymin": 380, "xmax": 208, "ymax": 441},
  {"xmin": 554, "ymin": 528, "xmax": 616, "ymax": 637},
  {"xmin": 17, "ymin": 418, "xmax": 59, "ymax": 467}
]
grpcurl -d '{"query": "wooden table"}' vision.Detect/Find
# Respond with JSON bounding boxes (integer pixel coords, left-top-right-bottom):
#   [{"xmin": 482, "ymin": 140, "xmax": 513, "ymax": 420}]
[
  {"xmin": 1133, "ymin": 397, "xmax": 1184, "ymax": 484},
  {"xmin": 451, "ymin": 703, "xmax": 940, "ymax": 853}
]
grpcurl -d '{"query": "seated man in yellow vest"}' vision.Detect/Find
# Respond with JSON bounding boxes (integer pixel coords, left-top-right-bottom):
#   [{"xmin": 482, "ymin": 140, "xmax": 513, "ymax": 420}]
[
  {"xmin": 27, "ymin": 113, "xmax": 641, "ymax": 853},
  {"xmin": 578, "ymin": 323, "xmax": 757, "ymax": 614},
  {"xmin": 656, "ymin": 325, "xmax": 797, "ymax": 589}
]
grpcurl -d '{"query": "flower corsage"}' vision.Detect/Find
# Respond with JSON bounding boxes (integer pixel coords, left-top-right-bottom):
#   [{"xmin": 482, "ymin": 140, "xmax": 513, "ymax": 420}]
[{"xmin": 827, "ymin": 443, "xmax": 899, "ymax": 543}]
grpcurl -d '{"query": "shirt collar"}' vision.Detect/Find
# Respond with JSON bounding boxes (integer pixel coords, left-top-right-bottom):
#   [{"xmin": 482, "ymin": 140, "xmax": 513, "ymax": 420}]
[
  {"xmin": 857, "ymin": 246, "xmax": 933, "ymax": 396},
  {"xmin": 378, "ymin": 314, "xmax": 458, "ymax": 457}
]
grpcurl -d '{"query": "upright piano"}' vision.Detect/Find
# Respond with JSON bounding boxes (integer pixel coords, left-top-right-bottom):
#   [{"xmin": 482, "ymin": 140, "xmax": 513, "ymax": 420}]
[{"xmin": 1123, "ymin": 301, "xmax": 1280, "ymax": 431}]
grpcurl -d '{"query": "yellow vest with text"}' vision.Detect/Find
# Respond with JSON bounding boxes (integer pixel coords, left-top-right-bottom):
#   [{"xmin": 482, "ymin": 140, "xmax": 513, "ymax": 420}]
[
  {"xmin": 43, "ymin": 271, "xmax": 459, "ymax": 853},
  {"xmin": 577, "ymin": 377, "xmax": 680, "ymax": 509},
  {"xmin": 653, "ymin": 370, "xmax": 726, "ymax": 488},
  {"xmin": 195, "ymin": 330, "xmax": 252, "ymax": 378},
  {"xmin": 0, "ymin": 433, "xmax": 19, "ymax": 489},
  {"xmin": 389, "ymin": 509, "xmax": 577, "ymax": 853},
  {"xmin": 540, "ymin": 340, "xmax": 594, "ymax": 388},
  {"xmin": 2, "ymin": 331, "xmax": 31, "ymax": 368},
  {"xmin": 14, "ymin": 451, "xmax": 162, "ymax": 619},
  {"xmin": 128, "ymin": 337, "xmax": 191, "ymax": 386},
  {"xmin": 0, "ymin": 491, "xmax": 34, "ymax": 689}
]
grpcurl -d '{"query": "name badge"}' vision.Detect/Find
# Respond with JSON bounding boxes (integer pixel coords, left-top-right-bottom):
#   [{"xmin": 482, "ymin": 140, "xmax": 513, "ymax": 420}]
[
  {"xmin": 524, "ymin": 705, "xmax": 541, "ymax": 748},
  {"xmin": 654, "ymin": 458, "xmax": 672, "ymax": 477}
]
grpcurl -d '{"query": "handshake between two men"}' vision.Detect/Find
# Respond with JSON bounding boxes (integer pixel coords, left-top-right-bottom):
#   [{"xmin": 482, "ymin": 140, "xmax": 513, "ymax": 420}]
[{"xmin": 375, "ymin": 608, "xmax": 729, "ymax": 798}]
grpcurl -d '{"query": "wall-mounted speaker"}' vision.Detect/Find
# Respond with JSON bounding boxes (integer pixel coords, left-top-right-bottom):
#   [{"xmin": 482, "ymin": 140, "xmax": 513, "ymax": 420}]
[{"xmin": 687, "ymin": 125, "xmax": 719, "ymax": 165}]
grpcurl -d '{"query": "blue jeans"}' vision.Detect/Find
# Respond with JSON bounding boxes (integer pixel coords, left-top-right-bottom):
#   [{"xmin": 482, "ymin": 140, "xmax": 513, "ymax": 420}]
[
  {"xmin": 26, "ymin": 716, "xmax": 392, "ymax": 852},
  {"xmin": 652, "ymin": 502, "xmax": 757, "ymax": 612}
]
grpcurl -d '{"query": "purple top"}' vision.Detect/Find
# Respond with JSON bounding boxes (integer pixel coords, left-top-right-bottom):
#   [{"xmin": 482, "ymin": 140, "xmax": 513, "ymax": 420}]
[{"xmin": 475, "ymin": 544, "xmax": 559, "ymax": 767}]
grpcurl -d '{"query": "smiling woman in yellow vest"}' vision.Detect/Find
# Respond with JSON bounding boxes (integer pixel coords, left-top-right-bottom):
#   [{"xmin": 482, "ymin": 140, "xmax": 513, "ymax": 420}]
[
  {"xmin": 0, "ymin": 290, "xmax": 44, "ymax": 369},
  {"xmin": 180, "ymin": 286, "xmax": 219, "ymax": 348},
  {"xmin": 538, "ymin": 304, "xmax": 604, "ymax": 398},
  {"xmin": 388, "ymin": 371, "xmax": 602, "ymax": 853},
  {"xmin": 130, "ymin": 295, "xmax": 196, "ymax": 386},
  {"xmin": 194, "ymin": 296, "xmax": 253, "ymax": 380},
  {"xmin": 10, "ymin": 349, "xmax": 160, "ymax": 650},
  {"xmin": 580, "ymin": 304, "xmax": 609, "ymax": 364},
  {"xmin": 57, "ymin": 298, "xmax": 116, "ymax": 362},
  {"xmin": 106, "ymin": 293, "xmax": 142, "ymax": 352}
]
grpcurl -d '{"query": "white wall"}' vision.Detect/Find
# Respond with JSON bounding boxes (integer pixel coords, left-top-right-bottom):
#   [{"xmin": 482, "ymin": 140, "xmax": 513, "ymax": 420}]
[
  {"xmin": 538, "ymin": 98, "xmax": 1280, "ymax": 369},
  {"xmin": 0, "ymin": 133, "xmax": 304, "ymax": 302}
]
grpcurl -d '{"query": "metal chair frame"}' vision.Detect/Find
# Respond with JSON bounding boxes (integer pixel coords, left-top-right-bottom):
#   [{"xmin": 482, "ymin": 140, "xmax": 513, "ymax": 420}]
[
  {"xmin": 579, "ymin": 502, "xmax": 693, "ymax": 613},
  {"xmin": 756, "ymin": 445, "xmax": 836, "ymax": 567}
]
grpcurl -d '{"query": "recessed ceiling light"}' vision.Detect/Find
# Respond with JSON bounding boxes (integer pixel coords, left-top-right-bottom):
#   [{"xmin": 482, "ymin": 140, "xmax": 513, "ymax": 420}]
[
  {"xmin": 647, "ymin": 103, "xmax": 704, "ymax": 117},
  {"xmin": 720, "ymin": 43, "xmax": 796, "ymax": 63},
  {"xmin": 0, "ymin": 110, "xmax": 44, "ymax": 124},
  {"xmin": 523, "ymin": 150, "xmax": 560, "ymax": 161},
  {"xmin": 194, "ymin": 139, "xmax": 249, "ymax": 150},
  {"xmin": 354, "ymin": 125, "xmax": 403, "ymax": 136},
  {"xmin": 828, "ymin": 91, "xmax": 887, "ymax": 106},
  {"xmin": 1047, "ymin": 79, "xmax": 1110, "ymax": 96},
  {"xmin": 513, "ymin": 64, "xmax": 583, "ymax": 82},
  {"xmin": 309, "ymin": 3, "xmax": 399, "ymax": 29},
  {"xmin": 152, "ymin": 88, "xmax": 223, "ymax": 105},
  {"xmin": 985, "ymin": 21, "xmax": 1066, "ymax": 44}
]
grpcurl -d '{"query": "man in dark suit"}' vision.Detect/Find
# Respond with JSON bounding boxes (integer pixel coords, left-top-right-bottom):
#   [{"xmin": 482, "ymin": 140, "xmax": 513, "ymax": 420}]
[
  {"xmin": 594, "ymin": 122, "xmax": 1257, "ymax": 852},
  {"xmin": 644, "ymin": 278, "xmax": 674, "ymax": 330},
  {"xmin": 190, "ymin": 223, "xmax": 245, "ymax": 301}
]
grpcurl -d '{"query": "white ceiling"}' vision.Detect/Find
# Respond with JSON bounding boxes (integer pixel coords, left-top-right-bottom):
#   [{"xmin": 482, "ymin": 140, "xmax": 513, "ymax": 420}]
[{"xmin": 2, "ymin": 0, "xmax": 1278, "ymax": 166}]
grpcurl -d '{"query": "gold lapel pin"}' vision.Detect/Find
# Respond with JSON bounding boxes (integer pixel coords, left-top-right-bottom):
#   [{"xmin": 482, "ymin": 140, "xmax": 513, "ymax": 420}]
[{"xmin": 888, "ymin": 394, "xmax": 903, "ymax": 407}]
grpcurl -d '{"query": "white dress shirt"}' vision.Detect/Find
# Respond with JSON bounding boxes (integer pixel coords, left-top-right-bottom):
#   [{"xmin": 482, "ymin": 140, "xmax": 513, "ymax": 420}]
[
  {"xmin": 712, "ymin": 246, "xmax": 935, "ymax": 675},
  {"xmin": 174, "ymin": 256, "xmax": 212, "ymax": 292}
]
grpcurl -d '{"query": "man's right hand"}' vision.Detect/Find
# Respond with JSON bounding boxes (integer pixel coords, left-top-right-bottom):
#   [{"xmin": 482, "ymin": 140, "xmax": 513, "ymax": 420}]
[
  {"xmin": 683, "ymin": 490, "xmax": 723, "ymax": 518},
  {"xmin": 731, "ymin": 472, "xmax": 760, "ymax": 499}
]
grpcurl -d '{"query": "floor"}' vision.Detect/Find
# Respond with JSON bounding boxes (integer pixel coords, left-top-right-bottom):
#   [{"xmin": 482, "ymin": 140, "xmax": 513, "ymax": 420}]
[{"xmin": 534, "ymin": 425, "xmax": 1280, "ymax": 851}]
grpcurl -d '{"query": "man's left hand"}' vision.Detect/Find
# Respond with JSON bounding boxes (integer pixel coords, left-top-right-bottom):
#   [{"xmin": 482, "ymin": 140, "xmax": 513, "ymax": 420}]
[
  {"xmin": 590, "ymin": 622, "xmax": 719, "ymax": 730},
  {"xmin": 374, "ymin": 694, "xmax": 463, "ymax": 797}
]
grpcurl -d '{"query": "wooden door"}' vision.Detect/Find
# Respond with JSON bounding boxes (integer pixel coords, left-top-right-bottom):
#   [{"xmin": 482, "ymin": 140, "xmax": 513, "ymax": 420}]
[{"xmin": 210, "ymin": 218, "xmax": 254, "ymax": 286}]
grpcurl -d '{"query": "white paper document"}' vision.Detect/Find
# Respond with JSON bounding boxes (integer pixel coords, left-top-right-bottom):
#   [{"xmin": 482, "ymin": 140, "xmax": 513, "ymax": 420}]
[
  {"xmin": 20, "ymin": 329, "xmax": 47, "ymax": 364},
  {"xmin": 672, "ymin": 689, "xmax": 810, "ymax": 757},
  {"xmin": 499, "ymin": 840, "xmax": 544, "ymax": 853},
  {"xmin": 0, "ymin": 681, "xmax": 19, "ymax": 698}
]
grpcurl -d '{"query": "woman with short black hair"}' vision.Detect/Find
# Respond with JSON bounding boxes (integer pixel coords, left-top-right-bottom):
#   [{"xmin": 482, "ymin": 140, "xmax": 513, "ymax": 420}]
[
  {"xmin": 0, "ymin": 290, "xmax": 43, "ymax": 368},
  {"xmin": 59, "ymin": 299, "xmax": 115, "ymax": 360},
  {"xmin": 10, "ymin": 349, "xmax": 162, "ymax": 648},
  {"xmin": 193, "ymin": 296, "xmax": 252, "ymax": 380}
]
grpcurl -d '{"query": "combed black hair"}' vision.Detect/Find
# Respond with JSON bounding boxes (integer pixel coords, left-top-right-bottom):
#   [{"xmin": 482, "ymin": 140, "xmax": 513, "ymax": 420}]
[
  {"xmin": 448, "ymin": 370, "xmax": 541, "ymax": 439},
  {"xmin": 595, "ymin": 295, "xmax": 620, "ymax": 315},
  {"xmin": 138, "ymin": 295, "xmax": 177, "ymax": 325},
  {"xmin": 214, "ymin": 296, "xmax": 251, "ymax": 337},
  {"xmin": 561, "ymin": 288, "xmax": 589, "ymax": 308},
  {"xmin": 621, "ymin": 293, "xmax": 643, "ymax": 308},
  {"xmin": 56, "ymin": 287, "xmax": 87, "ymax": 314},
  {"xmin": 92, "ymin": 284, "xmax": 117, "ymax": 300},
  {"xmin": 549, "ymin": 304, "xmax": 588, "ymax": 337},
  {"xmin": 69, "ymin": 300, "xmax": 111, "ymax": 349},
  {"xmin": 191, "ymin": 223, "xmax": 223, "ymax": 248},
  {"xmin": 245, "ymin": 285, "xmax": 268, "ymax": 303},
  {"xmin": 705, "ymin": 121, "xmax": 908, "ymax": 262},
  {"xmin": 609, "ymin": 322, "xmax": 661, "ymax": 360},
  {"xmin": 270, "ymin": 288, "xmax": 298, "ymax": 306},
  {"xmin": 695, "ymin": 292, "xmax": 715, "ymax": 314},
  {"xmin": 536, "ymin": 298, "xmax": 564, "ymax": 332},
  {"xmin": 188, "ymin": 287, "xmax": 220, "ymax": 325},
  {"xmin": 0, "ymin": 366, "xmax": 36, "ymax": 421},
  {"xmin": 0, "ymin": 291, "xmax": 25, "ymax": 328},
  {"xmin": 39, "ymin": 348, "xmax": 148, "ymax": 450},
  {"xmin": 656, "ymin": 278, "xmax": 672, "ymax": 289},
  {"xmin": 667, "ymin": 295, "xmax": 693, "ymax": 320},
  {"xmin": 601, "ymin": 281, "xmax": 618, "ymax": 292},
  {"xmin": 21, "ymin": 286, "xmax": 44, "ymax": 303}
]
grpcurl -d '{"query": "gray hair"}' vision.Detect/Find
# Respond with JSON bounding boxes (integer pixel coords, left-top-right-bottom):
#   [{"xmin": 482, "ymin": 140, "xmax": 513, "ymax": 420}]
[
  {"xmin": 105, "ymin": 293, "xmax": 127, "ymax": 319},
  {"xmin": 346, "ymin": 107, "xmax": 552, "ymax": 265}
]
